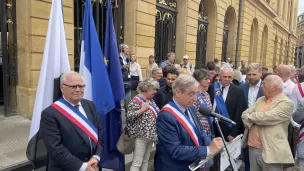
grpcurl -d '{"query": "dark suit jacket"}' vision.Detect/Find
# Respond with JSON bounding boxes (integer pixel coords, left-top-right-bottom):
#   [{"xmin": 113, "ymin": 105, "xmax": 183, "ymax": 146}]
[
  {"xmin": 240, "ymin": 82, "xmax": 263, "ymax": 109},
  {"xmin": 156, "ymin": 106, "xmax": 211, "ymax": 171},
  {"xmin": 208, "ymin": 83, "xmax": 245, "ymax": 139},
  {"xmin": 40, "ymin": 99, "xmax": 104, "ymax": 171},
  {"xmin": 154, "ymin": 85, "xmax": 173, "ymax": 109}
]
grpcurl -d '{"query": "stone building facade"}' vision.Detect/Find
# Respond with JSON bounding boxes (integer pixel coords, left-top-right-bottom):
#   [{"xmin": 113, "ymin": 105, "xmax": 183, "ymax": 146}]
[
  {"xmin": 296, "ymin": 13, "xmax": 304, "ymax": 67},
  {"xmin": 0, "ymin": 0, "xmax": 298, "ymax": 118}
]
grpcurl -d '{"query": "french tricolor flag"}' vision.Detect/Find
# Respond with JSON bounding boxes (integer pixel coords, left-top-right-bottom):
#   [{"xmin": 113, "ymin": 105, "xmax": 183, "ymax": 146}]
[{"xmin": 79, "ymin": 0, "xmax": 115, "ymax": 116}]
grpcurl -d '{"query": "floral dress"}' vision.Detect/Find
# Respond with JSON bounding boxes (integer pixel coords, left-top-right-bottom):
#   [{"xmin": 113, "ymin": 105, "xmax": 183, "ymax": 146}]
[
  {"xmin": 193, "ymin": 90, "xmax": 214, "ymax": 138},
  {"xmin": 126, "ymin": 98, "xmax": 159, "ymax": 141}
]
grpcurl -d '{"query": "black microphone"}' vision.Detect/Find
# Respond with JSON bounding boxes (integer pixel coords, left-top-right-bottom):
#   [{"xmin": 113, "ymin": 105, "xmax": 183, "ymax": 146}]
[{"xmin": 198, "ymin": 107, "xmax": 236, "ymax": 125}]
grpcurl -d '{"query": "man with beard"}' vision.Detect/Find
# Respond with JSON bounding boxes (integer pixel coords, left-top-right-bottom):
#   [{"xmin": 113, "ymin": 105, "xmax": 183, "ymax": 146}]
[
  {"xmin": 240, "ymin": 63, "xmax": 264, "ymax": 171},
  {"xmin": 154, "ymin": 66, "xmax": 179, "ymax": 109}
]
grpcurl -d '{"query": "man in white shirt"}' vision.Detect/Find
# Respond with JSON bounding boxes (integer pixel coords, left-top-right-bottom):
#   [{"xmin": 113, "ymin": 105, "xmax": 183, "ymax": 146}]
[
  {"xmin": 240, "ymin": 63, "xmax": 264, "ymax": 171},
  {"xmin": 276, "ymin": 64, "xmax": 299, "ymax": 157}
]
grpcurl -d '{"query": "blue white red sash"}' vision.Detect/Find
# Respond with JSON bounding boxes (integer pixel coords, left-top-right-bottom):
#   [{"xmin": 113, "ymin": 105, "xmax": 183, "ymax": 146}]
[
  {"xmin": 162, "ymin": 102, "xmax": 200, "ymax": 146},
  {"xmin": 133, "ymin": 96, "xmax": 159, "ymax": 119},
  {"xmin": 51, "ymin": 98, "xmax": 98, "ymax": 145}
]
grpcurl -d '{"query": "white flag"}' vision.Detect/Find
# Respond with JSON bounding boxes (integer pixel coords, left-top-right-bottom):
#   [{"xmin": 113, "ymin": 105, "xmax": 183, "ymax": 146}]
[{"xmin": 26, "ymin": 0, "xmax": 70, "ymax": 165}]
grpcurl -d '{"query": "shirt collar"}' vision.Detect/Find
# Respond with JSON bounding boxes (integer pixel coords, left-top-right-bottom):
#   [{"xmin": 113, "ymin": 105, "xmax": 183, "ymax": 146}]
[
  {"xmin": 284, "ymin": 79, "xmax": 294, "ymax": 87},
  {"xmin": 63, "ymin": 96, "xmax": 81, "ymax": 107},
  {"xmin": 265, "ymin": 93, "xmax": 283, "ymax": 103},
  {"xmin": 220, "ymin": 83, "xmax": 230, "ymax": 89},
  {"xmin": 173, "ymin": 98, "xmax": 186, "ymax": 113},
  {"xmin": 250, "ymin": 79, "xmax": 262, "ymax": 88}
]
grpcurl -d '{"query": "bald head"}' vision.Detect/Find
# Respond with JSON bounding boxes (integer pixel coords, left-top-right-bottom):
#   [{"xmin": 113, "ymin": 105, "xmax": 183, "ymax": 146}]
[
  {"xmin": 288, "ymin": 65, "xmax": 296, "ymax": 79},
  {"xmin": 60, "ymin": 71, "xmax": 83, "ymax": 85},
  {"xmin": 276, "ymin": 65, "xmax": 291, "ymax": 81},
  {"xmin": 261, "ymin": 75, "xmax": 283, "ymax": 99}
]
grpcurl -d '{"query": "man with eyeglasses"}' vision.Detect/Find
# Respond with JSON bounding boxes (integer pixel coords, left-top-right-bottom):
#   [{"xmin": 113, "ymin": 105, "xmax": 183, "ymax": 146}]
[
  {"xmin": 154, "ymin": 65, "xmax": 179, "ymax": 109},
  {"xmin": 40, "ymin": 71, "xmax": 103, "ymax": 171}
]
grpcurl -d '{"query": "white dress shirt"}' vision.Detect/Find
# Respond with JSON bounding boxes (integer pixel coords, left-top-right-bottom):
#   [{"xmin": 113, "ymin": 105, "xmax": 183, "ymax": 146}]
[
  {"xmin": 63, "ymin": 97, "xmax": 100, "ymax": 171},
  {"xmin": 282, "ymin": 80, "xmax": 299, "ymax": 128},
  {"xmin": 283, "ymin": 79, "xmax": 296, "ymax": 100},
  {"xmin": 248, "ymin": 79, "xmax": 262, "ymax": 107},
  {"xmin": 212, "ymin": 84, "xmax": 230, "ymax": 112},
  {"xmin": 130, "ymin": 62, "xmax": 143, "ymax": 81},
  {"xmin": 292, "ymin": 84, "xmax": 304, "ymax": 125}
]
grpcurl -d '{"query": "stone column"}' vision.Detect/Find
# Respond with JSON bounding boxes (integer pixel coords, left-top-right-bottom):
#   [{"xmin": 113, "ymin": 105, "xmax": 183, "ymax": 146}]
[{"xmin": 16, "ymin": 0, "xmax": 74, "ymax": 119}]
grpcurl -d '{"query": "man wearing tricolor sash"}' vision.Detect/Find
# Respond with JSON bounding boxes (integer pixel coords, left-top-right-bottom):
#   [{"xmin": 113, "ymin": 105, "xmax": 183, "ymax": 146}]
[
  {"xmin": 292, "ymin": 81, "xmax": 304, "ymax": 170},
  {"xmin": 156, "ymin": 74, "xmax": 224, "ymax": 171},
  {"xmin": 40, "ymin": 72, "xmax": 103, "ymax": 171}
]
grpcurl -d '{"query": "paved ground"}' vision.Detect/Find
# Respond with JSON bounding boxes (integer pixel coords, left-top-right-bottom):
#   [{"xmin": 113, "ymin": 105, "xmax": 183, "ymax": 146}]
[{"xmin": 0, "ymin": 105, "xmax": 154, "ymax": 171}]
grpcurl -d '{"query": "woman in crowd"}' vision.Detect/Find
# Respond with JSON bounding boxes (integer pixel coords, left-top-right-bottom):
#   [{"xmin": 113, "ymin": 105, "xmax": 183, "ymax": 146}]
[
  {"xmin": 130, "ymin": 53, "xmax": 143, "ymax": 91},
  {"xmin": 192, "ymin": 69, "xmax": 214, "ymax": 170},
  {"xmin": 212, "ymin": 74, "xmax": 220, "ymax": 83},
  {"xmin": 146, "ymin": 55, "xmax": 158, "ymax": 78},
  {"xmin": 192, "ymin": 69, "xmax": 214, "ymax": 138},
  {"xmin": 151, "ymin": 67, "xmax": 163, "ymax": 81},
  {"xmin": 232, "ymin": 70, "xmax": 243, "ymax": 86},
  {"xmin": 126, "ymin": 78, "xmax": 160, "ymax": 171}
]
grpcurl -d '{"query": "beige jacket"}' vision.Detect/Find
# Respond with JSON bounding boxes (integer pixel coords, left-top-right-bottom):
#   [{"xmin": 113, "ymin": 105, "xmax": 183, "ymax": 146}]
[{"xmin": 241, "ymin": 93, "xmax": 294, "ymax": 164}]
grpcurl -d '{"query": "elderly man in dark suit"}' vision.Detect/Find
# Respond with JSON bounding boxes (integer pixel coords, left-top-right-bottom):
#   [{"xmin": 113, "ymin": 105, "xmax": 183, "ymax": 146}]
[
  {"xmin": 40, "ymin": 71, "xmax": 103, "ymax": 171},
  {"xmin": 208, "ymin": 65, "xmax": 245, "ymax": 141},
  {"xmin": 156, "ymin": 74, "xmax": 224, "ymax": 171}
]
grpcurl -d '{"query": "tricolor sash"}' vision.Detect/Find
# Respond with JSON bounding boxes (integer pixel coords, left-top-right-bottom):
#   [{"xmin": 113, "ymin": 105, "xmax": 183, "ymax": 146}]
[
  {"xmin": 51, "ymin": 98, "xmax": 98, "ymax": 145},
  {"xmin": 214, "ymin": 82, "xmax": 232, "ymax": 128},
  {"xmin": 196, "ymin": 91, "xmax": 214, "ymax": 137},
  {"xmin": 133, "ymin": 96, "xmax": 159, "ymax": 119},
  {"xmin": 298, "ymin": 83, "xmax": 304, "ymax": 97},
  {"xmin": 162, "ymin": 102, "xmax": 201, "ymax": 146}
]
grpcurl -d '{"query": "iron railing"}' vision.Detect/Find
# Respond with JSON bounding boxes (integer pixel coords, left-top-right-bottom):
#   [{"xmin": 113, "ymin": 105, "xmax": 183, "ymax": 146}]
[
  {"xmin": 154, "ymin": 1, "xmax": 177, "ymax": 64},
  {"xmin": 74, "ymin": 0, "xmax": 124, "ymax": 71},
  {"xmin": 0, "ymin": 0, "xmax": 18, "ymax": 116}
]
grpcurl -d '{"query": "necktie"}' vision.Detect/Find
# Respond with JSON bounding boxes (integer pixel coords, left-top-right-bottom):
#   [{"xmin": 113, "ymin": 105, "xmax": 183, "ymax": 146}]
[
  {"xmin": 185, "ymin": 109, "xmax": 189, "ymax": 116},
  {"xmin": 74, "ymin": 104, "xmax": 80, "ymax": 110},
  {"xmin": 221, "ymin": 86, "xmax": 225, "ymax": 95}
]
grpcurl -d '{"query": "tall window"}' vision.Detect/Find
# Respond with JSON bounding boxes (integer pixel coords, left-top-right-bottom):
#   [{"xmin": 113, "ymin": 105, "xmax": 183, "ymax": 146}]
[
  {"xmin": 154, "ymin": 0, "xmax": 177, "ymax": 64},
  {"xmin": 273, "ymin": 36, "xmax": 278, "ymax": 67},
  {"xmin": 73, "ymin": 0, "xmax": 124, "ymax": 71},
  {"xmin": 249, "ymin": 19, "xmax": 258, "ymax": 63},
  {"xmin": 195, "ymin": 0, "xmax": 208, "ymax": 68},
  {"xmin": 221, "ymin": 17, "xmax": 229, "ymax": 62},
  {"xmin": 260, "ymin": 25, "xmax": 268, "ymax": 66}
]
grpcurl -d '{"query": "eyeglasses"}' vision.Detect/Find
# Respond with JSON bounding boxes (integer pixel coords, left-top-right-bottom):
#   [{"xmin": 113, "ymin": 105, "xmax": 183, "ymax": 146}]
[{"xmin": 63, "ymin": 84, "xmax": 86, "ymax": 90}]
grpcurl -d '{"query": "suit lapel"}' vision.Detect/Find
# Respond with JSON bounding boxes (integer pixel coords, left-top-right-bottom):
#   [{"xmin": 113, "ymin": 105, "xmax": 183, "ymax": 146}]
[
  {"xmin": 81, "ymin": 100, "xmax": 94, "ymax": 124},
  {"xmin": 225, "ymin": 84, "xmax": 234, "ymax": 104}
]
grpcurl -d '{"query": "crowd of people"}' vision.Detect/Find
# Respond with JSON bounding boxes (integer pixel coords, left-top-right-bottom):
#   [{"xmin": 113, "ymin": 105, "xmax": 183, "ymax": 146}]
[
  {"xmin": 120, "ymin": 43, "xmax": 304, "ymax": 171},
  {"xmin": 38, "ymin": 42, "xmax": 304, "ymax": 171}
]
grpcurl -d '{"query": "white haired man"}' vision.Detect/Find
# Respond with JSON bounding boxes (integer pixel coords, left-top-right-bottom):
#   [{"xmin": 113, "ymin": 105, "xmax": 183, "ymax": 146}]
[{"xmin": 242, "ymin": 75, "xmax": 294, "ymax": 171}]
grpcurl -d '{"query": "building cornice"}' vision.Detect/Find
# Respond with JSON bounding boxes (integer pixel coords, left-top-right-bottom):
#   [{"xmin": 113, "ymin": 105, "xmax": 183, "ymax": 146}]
[{"xmin": 248, "ymin": 0, "xmax": 277, "ymax": 18}]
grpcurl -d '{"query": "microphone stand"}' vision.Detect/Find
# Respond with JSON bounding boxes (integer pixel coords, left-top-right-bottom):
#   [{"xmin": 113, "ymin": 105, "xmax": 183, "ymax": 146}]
[{"xmin": 214, "ymin": 117, "xmax": 238, "ymax": 171}]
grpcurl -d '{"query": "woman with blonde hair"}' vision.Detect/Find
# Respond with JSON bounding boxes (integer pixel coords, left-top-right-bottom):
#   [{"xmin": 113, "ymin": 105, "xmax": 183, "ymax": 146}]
[
  {"xmin": 126, "ymin": 78, "xmax": 160, "ymax": 171},
  {"xmin": 232, "ymin": 70, "xmax": 244, "ymax": 86},
  {"xmin": 130, "ymin": 53, "xmax": 143, "ymax": 91}
]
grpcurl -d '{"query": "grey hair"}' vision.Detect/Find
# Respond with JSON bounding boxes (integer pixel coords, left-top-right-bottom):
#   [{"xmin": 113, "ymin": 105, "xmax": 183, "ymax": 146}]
[
  {"xmin": 137, "ymin": 78, "xmax": 160, "ymax": 93},
  {"xmin": 192, "ymin": 69, "xmax": 210, "ymax": 82},
  {"xmin": 60, "ymin": 71, "xmax": 84, "ymax": 85},
  {"xmin": 152, "ymin": 68, "xmax": 162, "ymax": 76},
  {"xmin": 172, "ymin": 74, "xmax": 198, "ymax": 95},
  {"xmin": 233, "ymin": 70, "xmax": 243, "ymax": 82},
  {"xmin": 119, "ymin": 43, "xmax": 126, "ymax": 52},
  {"xmin": 219, "ymin": 65, "xmax": 233, "ymax": 74}
]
